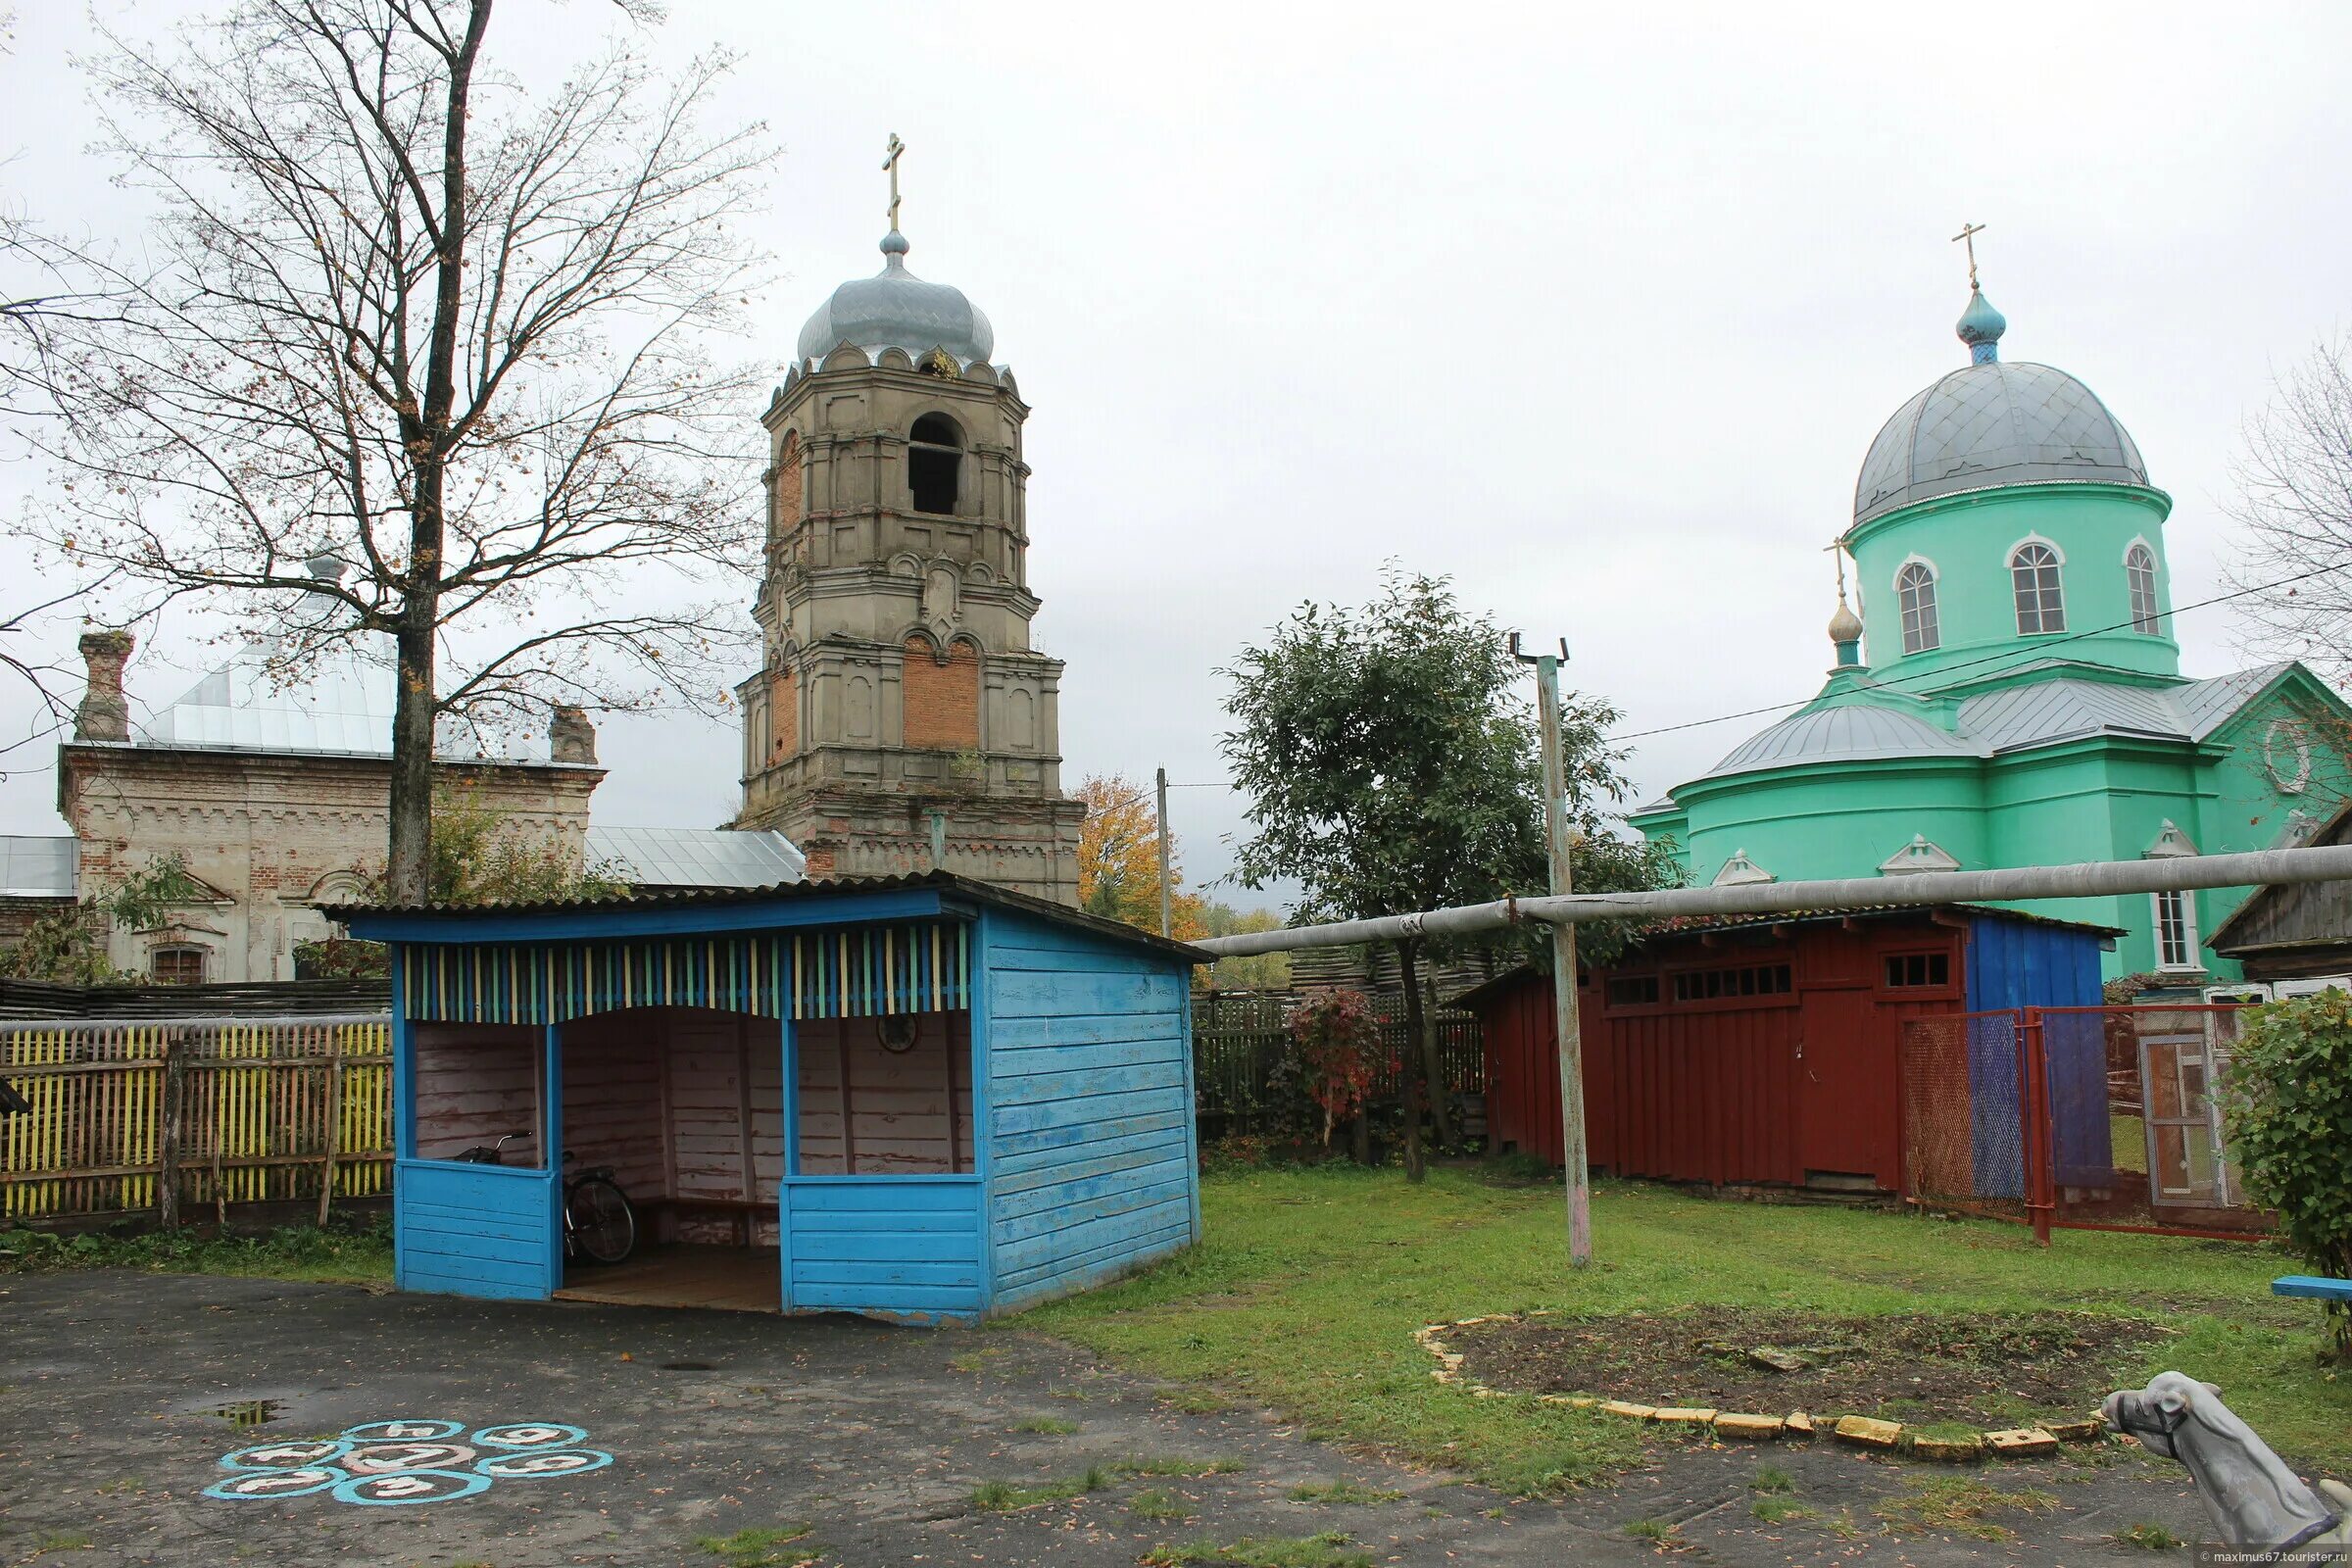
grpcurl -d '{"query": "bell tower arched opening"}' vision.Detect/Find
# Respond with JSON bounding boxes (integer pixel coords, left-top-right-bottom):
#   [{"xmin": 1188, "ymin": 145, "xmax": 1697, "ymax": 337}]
[{"xmin": 908, "ymin": 414, "xmax": 962, "ymax": 515}]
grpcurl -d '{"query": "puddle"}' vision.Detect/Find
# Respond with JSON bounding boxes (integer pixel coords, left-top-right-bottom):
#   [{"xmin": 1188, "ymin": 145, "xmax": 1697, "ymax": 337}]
[
  {"xmin": 204, "ymin": 1397, "xmax": 286, "ymax": 1428},
  {"xmin": 659, "ymin": 1361, "xmax": 717, "ymax": 1372}
]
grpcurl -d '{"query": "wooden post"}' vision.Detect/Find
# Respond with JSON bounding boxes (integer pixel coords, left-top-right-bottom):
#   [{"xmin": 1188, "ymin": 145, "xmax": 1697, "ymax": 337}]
[
  {"xmin": 1518, "ymin": 636, "xmax": 1592, "ymax": 1267},
  {"xmin": 157, "ymin": 1030, "xmax": 186, "ymax": 1232},
  {"xmin": 1155, "ymin": 766, "xmax": 1173, "ymax": 939},
  {"xmin": 2021, "ymin": 1008, "xmax": 2055, "ymax": 1247},
  {"xmin": 317, "ymin": 1028, "xmax": 344, "ymax": 1229}
]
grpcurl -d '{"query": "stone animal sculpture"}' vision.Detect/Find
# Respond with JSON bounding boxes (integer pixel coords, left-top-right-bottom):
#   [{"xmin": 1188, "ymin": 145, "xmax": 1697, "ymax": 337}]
[{"xmin": 2105, "ymin": 1371, "xmax": 2352, "ymax": 1553}]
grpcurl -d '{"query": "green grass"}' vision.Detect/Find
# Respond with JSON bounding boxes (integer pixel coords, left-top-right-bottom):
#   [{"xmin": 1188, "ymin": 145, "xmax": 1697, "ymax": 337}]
[
  {"xmin": 1011, "ymin": 1415, "xmax": 1080, "ymax": 1435},
  {"xmin": 692, "ymin": 1526, "xmax": 821, "ymax": 1567},
  {"xmin": 1621, "ymin": 1518, "xmax": 1680, "ymax": 1548},
  {"xmin": 27, "ymin": 1535, "xmax": 92, "ymax": 1557},
  {"xmin": 1012, "ymin": 1166, "xmax": 2342, "ymax": 1493},
  {"xmin": 967, "ymin": 1467, "xmax": 1112, "ymax": 1511},
  {"xmin": 1748, "ymin": 1465, "xmax": 1793, "ymax": 1494},
  {"xmin": 0, "ymin": 1219, "xmax": 393, "ymax": 1284},
  {"xmin": 1130, "ymin": 1488, "xmax": 1196, "ymax": 1521},
  {"xmin": 1140, "ymin": 1533, "xmax": 1370, "ymax": 1567},
  {"xmin": 1874, "ymin": 1475, "xmax": 2061, "ymax": 1541},
  {"xmin": 1751, "ymin": 1496, "xmax": 1811, "ymax": 1524},
  {"xmin": 1286, "ymin": 1481, "xmax": 1403, "ymax": 1505},
  {"xmin": 2113, "ymin": 1521, "xmax": 2187, "ymax": 1548}
]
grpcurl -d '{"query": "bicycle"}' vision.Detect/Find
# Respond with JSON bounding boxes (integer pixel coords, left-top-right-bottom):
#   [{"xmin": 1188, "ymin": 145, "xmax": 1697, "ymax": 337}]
[{"xmin": 453, "ymin": 1133, "xmax": 638, "ymax": 1266}]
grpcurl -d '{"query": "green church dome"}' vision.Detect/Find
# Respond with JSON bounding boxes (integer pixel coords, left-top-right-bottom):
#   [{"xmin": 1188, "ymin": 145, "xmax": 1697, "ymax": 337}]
[{"xmin": 1852, "ymin": 292, "xmax": 2148, "ymax": 527}]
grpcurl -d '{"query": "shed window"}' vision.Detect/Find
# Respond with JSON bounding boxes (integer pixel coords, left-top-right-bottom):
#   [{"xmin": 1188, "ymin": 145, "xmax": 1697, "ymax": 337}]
[
  {"xmin": 2127, "ymin": 544, "xmax": 2162, "ymax": 634},
  {"xmin": 2011, "ymin": 542, "xmax": 2067, "ymax": 634},
  {"xmin": 152, "ymin": 946, "xmax": 206, "ymax": 986},
  {"xmin": 2154, "ymin": 889, "xmax": 2200, "ymax": 971},
  {"xmin": 1895, "ymin": 562, "xmax": 1940, "ymax": 654},
  {"xmin": 1882, "ymin": 952, "xmax": 1951, "ymax": 990},
  {"xmin": 1605, "ymin": 975, "xmax": 1660, "ymax": 1007},
  {"xmin": 907, "ymin": 414, "xmax": 962, "ymax": 516},
  {"xmin": 1669, "ymin": 963, "xmax": 1791, "ymax": 1004}
]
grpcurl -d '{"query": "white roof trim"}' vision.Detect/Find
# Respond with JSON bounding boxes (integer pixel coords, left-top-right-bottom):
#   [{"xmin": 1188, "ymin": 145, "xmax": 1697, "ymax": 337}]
[
  {"xmin": 1711, "ymin": 849, "xmax": 1776, "ymax": 886},
  {"xmin": 1880, "ymin": 834, "xmax": 1962, "ymax": 875}
]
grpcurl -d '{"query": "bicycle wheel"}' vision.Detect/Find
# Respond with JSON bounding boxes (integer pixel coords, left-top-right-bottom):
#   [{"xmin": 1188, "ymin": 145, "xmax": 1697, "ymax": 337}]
[{"xmin": 566, "ymin": 1176, "xmax": 637, "ymax": 1265}]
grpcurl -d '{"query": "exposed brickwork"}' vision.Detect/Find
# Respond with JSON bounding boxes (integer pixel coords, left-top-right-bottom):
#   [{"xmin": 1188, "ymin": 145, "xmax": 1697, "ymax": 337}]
[{"xmin": 901, "ymin": 637, "xmax": 980, "ymax": 751}]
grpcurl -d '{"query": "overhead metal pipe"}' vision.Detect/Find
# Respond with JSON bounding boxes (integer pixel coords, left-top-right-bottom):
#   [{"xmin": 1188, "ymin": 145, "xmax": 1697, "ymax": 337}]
[{"xmin": 1191, "ymin": 842, "xmax": 2352, "ymax": 957}]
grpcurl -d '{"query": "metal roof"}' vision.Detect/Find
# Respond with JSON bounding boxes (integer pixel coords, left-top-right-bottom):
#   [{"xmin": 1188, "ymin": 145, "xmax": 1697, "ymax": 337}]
[
  {"xmin": 334, "ymin": 869, "xmax": 1214, "ymax": 965},
  {"xmin": 587, "ymin": 826, "xmax": 806, "ymax": 889},
  {"xmin": 1688, "ymin": 662, "xmax": 2300, "ymax": 790},
  {"xmin": 1853, "ymin": 359, "xmax": 2149, "ymax": 526},
  {"xmin": 119, "ymin": 646, "xmax": 556, "ymax": 763},
  {"xmin": 797, "ymin": 230, "xmax": 995, "ymax": 368},
  {"xmin": 1701, "ymin": 702, "xmax": 1984, "ymax": 780},
  {"xmin": 0, "ymin": 836, "xmax": 77, "ymax": 899}
]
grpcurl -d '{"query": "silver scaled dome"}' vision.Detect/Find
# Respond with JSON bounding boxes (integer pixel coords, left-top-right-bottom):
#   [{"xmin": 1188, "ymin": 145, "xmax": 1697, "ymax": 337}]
[
  {"xmin": 795, "ymin": 230, "xmax": 995, "ymax": 368},
  {"xmin": 1851, "ymin": 291, "xmax": 2148, "ymax": 526}
]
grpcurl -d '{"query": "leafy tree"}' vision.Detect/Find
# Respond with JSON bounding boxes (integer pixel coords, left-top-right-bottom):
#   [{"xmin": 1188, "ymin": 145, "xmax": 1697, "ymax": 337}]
[
  {"xmin": 2222, "ymin": 991, "xmax": 2352, "ymax": 1361},
  {"xmin": 1201, "ymin": 903, "xmax": 1292, "ymax": 993},
  {"xmin": 1287, "ymin": 991, "xmax": 1386, "ymax": 1148},
  {"xmin": 1075, "ymin": 773, "xmax": 1207, "ymax": 941},
  {"xmin": 15, "ymin": 0, "xmax": 773, "ymax": 902},
  {"xmin": 1221, "ymin": 566, "xmax": 1675, "ymax": 1179},
  {"xmin": 375, "ymin": 779, "xmax": 630, "ymax": 906},
  {"xmin": 1, "ymin": 854, "xmax": 210, "ymax": 983}
]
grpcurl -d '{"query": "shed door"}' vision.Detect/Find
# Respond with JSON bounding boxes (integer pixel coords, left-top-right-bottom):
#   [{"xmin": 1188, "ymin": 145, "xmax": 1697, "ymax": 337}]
[{"xmin": 1795, "ymin": 989, "xmax": 1896, "ymax": 1188}]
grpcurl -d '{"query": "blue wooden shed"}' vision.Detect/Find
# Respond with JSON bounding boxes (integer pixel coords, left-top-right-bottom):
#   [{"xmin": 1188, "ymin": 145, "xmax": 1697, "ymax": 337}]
[{"xmin": 342, "ymin": 873, "xmax": 1207, "ymax": 1324}]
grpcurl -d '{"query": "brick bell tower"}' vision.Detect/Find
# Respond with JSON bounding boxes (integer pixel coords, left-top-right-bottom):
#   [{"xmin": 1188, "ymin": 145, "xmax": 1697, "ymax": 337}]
[{"xmin": 732, "ymin": 147, "xmax": 1084, "ymax": 902}]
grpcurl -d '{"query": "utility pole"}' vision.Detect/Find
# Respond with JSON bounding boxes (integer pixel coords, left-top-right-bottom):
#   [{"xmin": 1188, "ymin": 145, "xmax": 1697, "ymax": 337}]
[
  {"xmin": 1155, "ymin": 766, "xmax": 1173, "ymax": 937},
  {"xmin": 1512, "ymin": 633, "xmax": 1592, "ymax": 1268}
]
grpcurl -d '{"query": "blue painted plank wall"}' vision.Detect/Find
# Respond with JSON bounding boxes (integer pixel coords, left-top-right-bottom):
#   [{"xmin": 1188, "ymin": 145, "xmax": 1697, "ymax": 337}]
[
  {"xmin": 1963, "ymin": 916, "xmax": 2111, "ymax": 1195},
  {"xmin": 784, "ymin": 1177, "xmax": 984, "ymax": 1321},
  {"xmin": 982, "ymin": 909, "xmax": 1197, "ymax": 1313},
  {"xmin": 395, "ymin": 1159, "xmax": 557, "ymax": 1300}
]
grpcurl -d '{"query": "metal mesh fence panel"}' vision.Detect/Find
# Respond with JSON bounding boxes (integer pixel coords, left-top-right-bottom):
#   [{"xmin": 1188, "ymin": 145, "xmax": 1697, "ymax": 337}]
[{"xmin": 1899, "ymin": 1010, "xmax": 2025, "ymax": 1217}]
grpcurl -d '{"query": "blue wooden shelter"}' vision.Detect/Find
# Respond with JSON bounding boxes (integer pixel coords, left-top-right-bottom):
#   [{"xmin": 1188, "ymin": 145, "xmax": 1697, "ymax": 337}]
[{"xmin": 343, "ymin": 872, "xmax": 1206, "ymax": 1324}]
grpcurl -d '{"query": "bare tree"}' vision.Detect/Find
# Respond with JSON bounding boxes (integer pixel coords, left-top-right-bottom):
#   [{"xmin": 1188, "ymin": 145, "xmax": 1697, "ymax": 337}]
[
  {"xmin": 14, "ymin": 0, "xmax": 773, "ymax": 900},
  {"xmin": 2227, "ymin": 331, "xmax": 2352, "ymax": 684}
]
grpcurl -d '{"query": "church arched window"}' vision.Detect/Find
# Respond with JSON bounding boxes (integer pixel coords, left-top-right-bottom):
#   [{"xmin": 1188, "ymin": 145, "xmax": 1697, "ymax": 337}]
[
  {"xmin": 2010, "ymin": 541, "xmax": 2066, "ymax": 635},
  {"xmin": 907, "ymin": 413, "xmax": 962, "ymax": 515},
  {"xmin": 2126, "ymin": 543, "xmax": 2161, "ymax": 634},
  {"xmin": 1894, "ymin": 561, "xmax": 1940, "ymax": 654}
]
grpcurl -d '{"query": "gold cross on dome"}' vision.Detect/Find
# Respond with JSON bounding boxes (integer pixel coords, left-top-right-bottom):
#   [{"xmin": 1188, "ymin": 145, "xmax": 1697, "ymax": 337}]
[
  {"xmin": 1952, "ymin": 220, "xmax": 1986, "ymax": 291},
  {"xmin": 883, "ymin": 133, "xmax": 906, "ymax": 231}
]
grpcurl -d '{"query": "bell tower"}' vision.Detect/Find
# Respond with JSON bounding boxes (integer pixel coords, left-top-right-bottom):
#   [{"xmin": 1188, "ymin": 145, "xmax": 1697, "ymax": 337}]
[{"xmin": 732, "ymin": 153, "xmax": 1083, "ymax": 902}]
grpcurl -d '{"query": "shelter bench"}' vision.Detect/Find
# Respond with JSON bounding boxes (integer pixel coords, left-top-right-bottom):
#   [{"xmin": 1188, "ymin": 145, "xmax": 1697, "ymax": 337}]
[
  {"xmin": 2272, "ymin": 1276, "xmax": 2352, "ymax": 1303},
  {"xmin": 641, "ymin": 1197, "xmax": 770, "ymax": 1248}
]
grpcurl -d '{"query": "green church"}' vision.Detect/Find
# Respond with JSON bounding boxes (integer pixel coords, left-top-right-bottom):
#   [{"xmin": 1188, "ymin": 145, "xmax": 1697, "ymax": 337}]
[{"xmin": 1631, "ymin": 281, "xmax": 2350, "ymax": 983}]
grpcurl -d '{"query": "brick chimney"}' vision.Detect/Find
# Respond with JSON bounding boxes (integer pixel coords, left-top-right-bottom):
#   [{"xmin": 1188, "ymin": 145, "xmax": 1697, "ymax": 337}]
[
  {"xmin": 549, "ymin": 704, "xmax": 598, "ymax": 765},
  {"xmin": 74, "ymin": 631, "xmax": 134, "ymax": 743}
]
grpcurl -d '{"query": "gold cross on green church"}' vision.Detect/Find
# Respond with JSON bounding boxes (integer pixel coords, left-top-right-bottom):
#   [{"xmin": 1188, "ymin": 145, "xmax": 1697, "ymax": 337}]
[{"xmin": 1952, "ymin": 220, "xmax": 1986, "ymax": 290}]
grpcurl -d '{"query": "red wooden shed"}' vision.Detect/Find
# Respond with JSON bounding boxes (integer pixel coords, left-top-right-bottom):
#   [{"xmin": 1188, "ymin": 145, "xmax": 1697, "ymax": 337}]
[{"xmin": 1458, "ymin": 905, "xmax": 2112, "ymax": 1195}]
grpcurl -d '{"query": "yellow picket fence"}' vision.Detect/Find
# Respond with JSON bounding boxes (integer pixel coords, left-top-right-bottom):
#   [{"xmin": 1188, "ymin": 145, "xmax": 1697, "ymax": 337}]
[{"xmin": 0, "ymin": 1014, "xmax": 392, "ymax": 1224}]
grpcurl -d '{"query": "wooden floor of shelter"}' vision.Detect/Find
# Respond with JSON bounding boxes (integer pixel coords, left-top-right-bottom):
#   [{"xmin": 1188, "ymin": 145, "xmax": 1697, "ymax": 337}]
[{"xmin": 554, "ymin": 1245, "xmax": 782, "ymax": 1313}]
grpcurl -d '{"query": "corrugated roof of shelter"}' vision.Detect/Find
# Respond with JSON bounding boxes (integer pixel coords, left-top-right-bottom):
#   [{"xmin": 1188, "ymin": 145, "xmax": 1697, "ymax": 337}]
[
  {"xmin": 587, "ymin": 826, "xmax": 806, "ymax": 889},
  {"xmin": 333, "ymin": 869, "xmax": 1213, "ymax": 965},
  {"xmin": 0, "ymin": 835, "xmax": 77, "ymax": 899}
]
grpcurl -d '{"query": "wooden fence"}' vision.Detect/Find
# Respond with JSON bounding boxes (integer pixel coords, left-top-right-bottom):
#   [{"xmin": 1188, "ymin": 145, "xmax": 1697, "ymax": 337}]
[
  {"xmin": 1193, "ymin": 993, "xmax": 1485, "ymax": 1137},
  {"xmin": 0, "ymin": 1014, "xmax": 392, "ymax": 1225}
]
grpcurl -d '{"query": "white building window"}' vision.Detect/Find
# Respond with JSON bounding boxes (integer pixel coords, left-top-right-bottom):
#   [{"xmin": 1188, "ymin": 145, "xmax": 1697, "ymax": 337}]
[
  {"xmin": 2152, "ymin": 889, "xmax": 2200, "ymax": 971},
  {"xmin": 2126, "ymin": 543, "xmax": 2161, "ymax": 635},
  {"xmin": 1895, "ymin": 561, "xmax": 1940, "ymax": 654},
  {"xmin": 2011, "ymin": 542, "xmax": 2067, "ymax": 634},
  {"xmin": 152, "ymin": 945, "xmax": 207, "ymax": 986}
]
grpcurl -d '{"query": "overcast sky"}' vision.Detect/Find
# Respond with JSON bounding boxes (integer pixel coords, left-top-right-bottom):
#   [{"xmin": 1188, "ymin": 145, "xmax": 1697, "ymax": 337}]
[{"xmin": 4, "ymin": 1, "xmax": 2348, "ymax": 909}]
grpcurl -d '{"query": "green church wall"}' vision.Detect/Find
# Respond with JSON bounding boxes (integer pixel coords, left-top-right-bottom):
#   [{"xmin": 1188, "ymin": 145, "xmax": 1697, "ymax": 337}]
[{"xmin": 1847, "ymin": 486, "xmax": 2179, "ymax": 689}]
